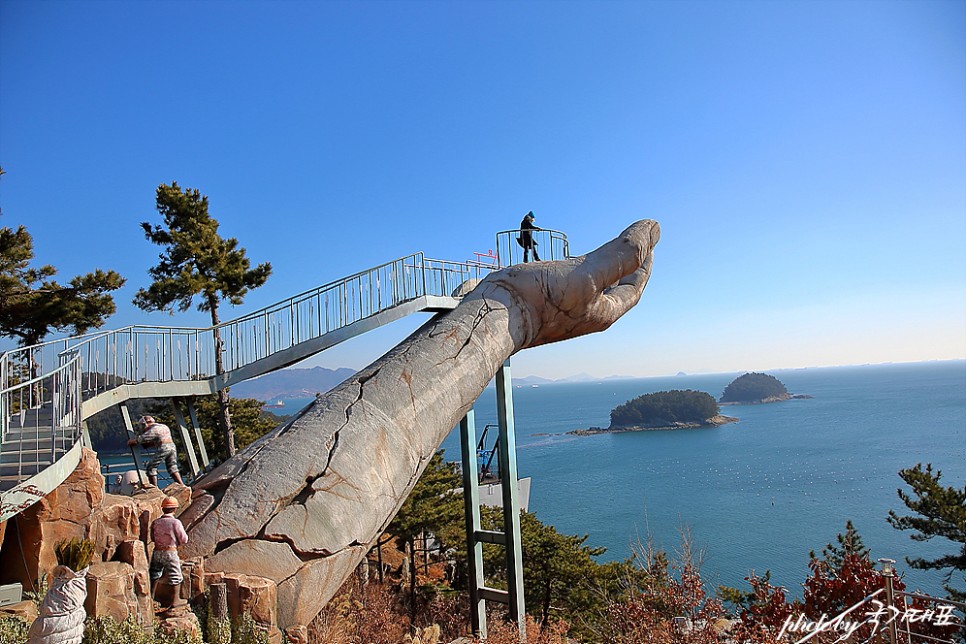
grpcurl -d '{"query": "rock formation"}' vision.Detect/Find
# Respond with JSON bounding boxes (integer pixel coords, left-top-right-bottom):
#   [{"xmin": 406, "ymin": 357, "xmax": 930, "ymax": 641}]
[{"xmin": 179, "ymin": 219, "xmax": 660, "ymax": 632}]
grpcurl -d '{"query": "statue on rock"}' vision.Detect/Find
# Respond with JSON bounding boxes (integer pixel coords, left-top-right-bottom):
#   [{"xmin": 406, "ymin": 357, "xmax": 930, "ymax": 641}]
[{"xmin": 179, "ymin": 219, "xmax": 661, "ymax": 630}]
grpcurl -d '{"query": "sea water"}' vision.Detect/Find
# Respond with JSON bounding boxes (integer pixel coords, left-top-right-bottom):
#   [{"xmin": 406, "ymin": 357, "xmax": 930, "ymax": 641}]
[
  {"xmin": 434, "ymin": 360, "xmax": 965, "ymax": 599},
  {"xmin": 102, "ymin": 361, "xmax": 965, "ymax": 598}
]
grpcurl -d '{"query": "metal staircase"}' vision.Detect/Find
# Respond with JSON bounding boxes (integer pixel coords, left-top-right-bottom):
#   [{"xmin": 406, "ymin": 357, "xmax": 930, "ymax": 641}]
[{"xmin": 0, "ymin": 231, "xmax": 570, "ymax": 521}]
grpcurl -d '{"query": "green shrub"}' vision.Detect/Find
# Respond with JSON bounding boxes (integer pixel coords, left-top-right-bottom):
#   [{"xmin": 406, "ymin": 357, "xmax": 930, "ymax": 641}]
[
  {"xmin": 231, "ymin": 613, "xmax": 269, "ymax": 644},
  {"xmin": 83, "ymin": 616, "xmax": 154, "ymax": 644},
  {"xmin": 0, "ymin": 616, "xmax": 29, "ymax": 644}
]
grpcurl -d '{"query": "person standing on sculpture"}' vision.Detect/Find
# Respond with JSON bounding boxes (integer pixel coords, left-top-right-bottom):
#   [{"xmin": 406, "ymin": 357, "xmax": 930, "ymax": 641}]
[
  {"xmin": 519, "ymin": 211, "xmax": 541, "ymax": 263},
  {"xmin": 150, "ymin": 496, "xmax": 188, "ymax": 596},
  {"xmin": 127, "ymin": 415, "xmax": 186, "ymax": 487}
]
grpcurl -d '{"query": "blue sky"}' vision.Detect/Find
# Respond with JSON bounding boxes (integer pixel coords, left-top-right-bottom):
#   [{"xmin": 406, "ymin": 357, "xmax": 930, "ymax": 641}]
[{"xmin": 1, "ymin": 0, "xmax": 964, "ymax": 378}]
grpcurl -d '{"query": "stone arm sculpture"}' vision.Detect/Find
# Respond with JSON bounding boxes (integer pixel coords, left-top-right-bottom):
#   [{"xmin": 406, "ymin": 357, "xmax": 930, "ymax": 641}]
[{"xmin": 178, "ymin": 219, "xmax": 660, "ymax": 631}]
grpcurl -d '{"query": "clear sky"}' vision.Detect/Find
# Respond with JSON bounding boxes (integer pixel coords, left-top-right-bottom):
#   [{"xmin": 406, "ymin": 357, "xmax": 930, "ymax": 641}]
[{"xmin": 1, "ymin": 0, "xmax": 964, "ymax": 379}]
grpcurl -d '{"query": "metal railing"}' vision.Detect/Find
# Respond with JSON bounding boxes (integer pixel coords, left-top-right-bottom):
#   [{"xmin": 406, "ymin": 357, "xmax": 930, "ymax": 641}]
[
  {"xmin": 879, "ymin": 559, "xmax": 965, "ymax": 644},
  {"xmin": 0, "ymin": 228, "xmax": 572, "ymax": 505},
  {"xmin": 495, "ymin": 228, "xmax": 570, "ymax": 267},
  {"xmin": 0, "ymin": 252, "xmax": 496, "ymax": 481},
  {"xmin": 0, "ymin": 350, "xmax": 82, "ymax": 479}
]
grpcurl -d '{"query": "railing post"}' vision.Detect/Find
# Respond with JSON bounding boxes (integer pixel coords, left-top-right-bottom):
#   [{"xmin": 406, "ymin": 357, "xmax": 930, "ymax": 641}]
[
  {"xmin": 879, "ymin": 558, "xmax": 898, "ymax": 644},
  {"xmin": 1, "ymin": 354, "xmax": 8, "ymax": 444}
]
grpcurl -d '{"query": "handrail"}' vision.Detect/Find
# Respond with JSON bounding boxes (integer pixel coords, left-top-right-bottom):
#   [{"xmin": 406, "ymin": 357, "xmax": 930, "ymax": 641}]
[
  {"xmin": 0, "ymin": 251, "xmax": 497, "ymax": 449},
  {"xmin": 0, "ymin": 232, "xmax": 569, "ymax": 511},
  {"xmin": 494, "ymin": 228, "xmax": 570, "ymax": 267}
]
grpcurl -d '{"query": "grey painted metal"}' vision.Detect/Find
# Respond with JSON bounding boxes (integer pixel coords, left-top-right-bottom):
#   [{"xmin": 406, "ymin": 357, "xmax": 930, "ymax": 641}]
[
  {"xmin": 494, "ymin": 228, "xmax": 570, "ymax": 268},
  {"xmin": 186, "ymin": 399, "xmax": 209, "ymax": 468},
  {"xmin": 0, "ymin": 440, "xmax": 83, "ymax": 521},
  {"xmin": 479, "ymin": 587, "xmax": 511, "ymax": 604},
  {"xmin": 80, "ymin": 421, "xmax": 91, "ymax": 449},
  {"xmin": 460, "ymin": 409, "xmax": 487, "ymax": 638},
  {"xmin": 217, "ymin": 295, "xmax": 457, "ymax": 388},
  {"xmin": 495, "ymin": 360, "xmax": 526, "ymax": 640},
  {"xmin": 118, "ymin": 402, "xmax": 145, "ymax": 479},
  {"xmin": 0, "ymin": 237, "xmax": 570, "ymax": 521},
  {"xmin": 475, "ymin": 530, "xmax": 506, "ymax": 545},
  {"xmin": 170, "ymin": 399, "xmax": 200, "ymax": 477}
]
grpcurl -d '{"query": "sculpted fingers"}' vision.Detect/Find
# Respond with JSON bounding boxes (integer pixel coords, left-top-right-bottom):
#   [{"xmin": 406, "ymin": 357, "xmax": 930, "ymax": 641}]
[{"xmin": 574, "ymin": 220, "xmax": 660, "ymax": 293}]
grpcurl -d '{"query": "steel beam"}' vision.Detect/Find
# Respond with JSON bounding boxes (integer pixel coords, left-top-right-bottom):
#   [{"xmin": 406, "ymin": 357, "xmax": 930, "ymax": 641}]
[
  {"xmin": 185, "ymin": 398, "xmax": 209, "ymax": 468},
  {"xmin": 495, "ymin": 360, "xmax": 526, "ymax": 640},
  {"xmin": 118, "ymin": 402, "xmax": 144, "ymax": 478},
  {"xmin": 170, "ymin": 399, "xmax": 200, "ymax": 477},
  {"xmin": 460, "ymin": 409, "xmax": 486, "ymax": 638}
]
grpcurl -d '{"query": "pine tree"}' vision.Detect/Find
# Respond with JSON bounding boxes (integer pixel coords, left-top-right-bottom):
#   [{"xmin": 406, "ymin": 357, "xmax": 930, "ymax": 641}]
[
  {"xmin": 387, "ymin": 450, "xmax": 464, "ymax": 604},
  {"xmin": 0, "ymin": 169, "xmax": 124, "ymax": 358},
  {"xmin": 810, "ymin": 519, "xmax": 870, "ymax": 570},
  {"xmin": 888, "ymin": 463, "xmax": 966, "ymax": 601},
  {"xmin": 134, "ymin": 182, "xmax": 272, "ymax": 456}
]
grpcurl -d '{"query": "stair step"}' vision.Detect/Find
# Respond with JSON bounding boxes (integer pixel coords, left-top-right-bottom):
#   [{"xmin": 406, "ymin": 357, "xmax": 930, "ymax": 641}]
[
  {"xmin": 0, "ymin": 467, "xmax": 51, "ymax": 481},
  {"xmin": 2, "ymin": 430, "xmax": 74, "ymax": 443},
  {"xmin": 2, "ymin": 437, "xmax": 73, "ymax": 450},
  {"xmin": 1, "ymin": 448, "xmax": 69, "ymax": 464}
]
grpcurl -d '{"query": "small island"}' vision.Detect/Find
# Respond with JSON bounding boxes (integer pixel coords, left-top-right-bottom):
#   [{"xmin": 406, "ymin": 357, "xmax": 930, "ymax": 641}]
[
  {"xmin": 719, "ymin": 372, "xmax": 812, "ymax": 404},
  {"xmin": 570, "ymin": 389, "xmax": 737, "ymax": 435}
]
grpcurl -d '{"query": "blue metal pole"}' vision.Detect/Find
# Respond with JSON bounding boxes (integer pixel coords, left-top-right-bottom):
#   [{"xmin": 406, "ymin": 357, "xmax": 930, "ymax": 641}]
[
  {"xmin": 496, "ymin": 360, "xmax": 526, "ymax": 640},
  {"xmin": 460, "ymin": 410, "xmax": 487, "ymax": 637}
]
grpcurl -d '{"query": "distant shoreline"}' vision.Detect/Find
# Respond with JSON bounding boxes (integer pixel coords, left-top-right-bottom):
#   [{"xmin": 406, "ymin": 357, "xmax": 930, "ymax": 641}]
[
  {"xmin": 720, "ymin": 393, "xmax": 813, "ymax": 405},
  {"xmin": 569, "ymin": 414, "xmax": 739, "ymax": 436}
]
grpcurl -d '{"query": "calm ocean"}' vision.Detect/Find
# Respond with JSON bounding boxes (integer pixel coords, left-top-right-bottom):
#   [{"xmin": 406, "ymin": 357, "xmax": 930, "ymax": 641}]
[
  {"xmin": 433, "ymin": 360, "xmax": 965, "ymax": 599},
  {"xmin": 109, "ymin": 361, "xmax": 965, "ymax": 599}
]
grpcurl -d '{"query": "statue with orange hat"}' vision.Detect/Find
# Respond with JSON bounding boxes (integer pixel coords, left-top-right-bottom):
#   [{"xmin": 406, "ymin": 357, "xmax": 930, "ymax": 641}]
[{"xmin": 151, "ymin": 496, "xmax": 188, "ymax": 597}]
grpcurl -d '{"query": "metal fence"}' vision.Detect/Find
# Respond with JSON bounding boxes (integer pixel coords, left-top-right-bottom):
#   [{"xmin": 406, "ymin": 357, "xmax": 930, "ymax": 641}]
[
  {"xmin": 878, "ymin": 559, "xmax": 965, "ymax": 644},
  {"xmin": 1, "ymin": 252, "xmax": 495, "ymax": 453},
  {"xmin": 495, "ymin": 228, "xmax": 571, "ymax": 267}
]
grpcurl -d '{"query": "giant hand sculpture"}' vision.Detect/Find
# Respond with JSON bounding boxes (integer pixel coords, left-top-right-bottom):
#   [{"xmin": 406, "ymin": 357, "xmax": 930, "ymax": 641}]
[{"xmin": 179, "ymin": 220, "xmax": 660, "ymax": 631}]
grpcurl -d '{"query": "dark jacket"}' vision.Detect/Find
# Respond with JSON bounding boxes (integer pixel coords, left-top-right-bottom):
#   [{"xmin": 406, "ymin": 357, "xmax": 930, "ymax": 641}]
[{"xmin": 520, "ymin": 217, "xmax": 540, "ymax": 246}]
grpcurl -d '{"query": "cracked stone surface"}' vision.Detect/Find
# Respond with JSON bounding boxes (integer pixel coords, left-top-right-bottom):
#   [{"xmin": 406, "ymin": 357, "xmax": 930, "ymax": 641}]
[{"xmin": 181, "ymin": 219, "xmax": 660, "ymax": 629}]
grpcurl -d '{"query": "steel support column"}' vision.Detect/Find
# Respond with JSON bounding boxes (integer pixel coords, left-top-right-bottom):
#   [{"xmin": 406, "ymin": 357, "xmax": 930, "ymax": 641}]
[
  {"xmin": 118, "ymin": 402, "xmax": 144, "ymax": 478},
  {"xmin": 495, "ymin": 360, "xmax": 526, "ymax": 639},
  {"xmin": 460, "ymin": 409, "xmax": 486, "ymax": 637},
  {"xmin": 185, "ymin": 398, "xmax": 210, "ymax": 469},
  {"xmin": 460, "ymin": 360, "xmax": 526, "ymax": 641},
  {"xmin": 170, "ymin": 399, "xmax": 201, "ymax": 477}
]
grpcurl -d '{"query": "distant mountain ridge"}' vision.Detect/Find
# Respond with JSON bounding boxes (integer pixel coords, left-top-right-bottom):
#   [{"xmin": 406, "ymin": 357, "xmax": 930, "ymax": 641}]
[
  {"xmin": 230, "ymin": 366, "xmax": 357, "ymax": 401},
  {"xmin": 230, "ymin": 366, "xmax": 634, "ymax": 400}
]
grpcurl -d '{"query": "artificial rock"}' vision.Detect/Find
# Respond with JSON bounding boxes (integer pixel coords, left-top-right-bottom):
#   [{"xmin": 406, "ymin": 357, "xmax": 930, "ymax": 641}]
[{"xmin": 178, "ymin": 220, "xmax": 660, "ymax": 631}]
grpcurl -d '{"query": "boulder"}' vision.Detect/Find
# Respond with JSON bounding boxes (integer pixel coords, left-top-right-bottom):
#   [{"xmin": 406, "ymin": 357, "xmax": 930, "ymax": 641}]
[
  {"xmin": 157, "ymin": 602, "xmax": 202, "ymax": 640},
  {"xmin": 178, "ymin": 220, "xmax": 660, "ymax": 631},
  {"xmin": 115, "ymin": 540, "xmax": 153, "ymax": 624},
  {"xmin": 84, "ymin": 561, "xmax": 143, "ymax": 625},
  {"xmin": 284, "ymin": 625, "xmax": 308, "ymax": 644},
  {"xmin": 182, "ymin": 557, "xmax": 205, "ymax": 601},
  {"xmin": 0, "ymin": 599, "xmax": 37, "ymax": 624},
  {"xmin": 6, "ymin": 449, "xmax": 103, "ymax": 588},
  {"xmin": 205, "ymin": 540, "xmax": 302, "ymax": 584},
  {"xmin": 162, "ymin": 483, "xmax": 192, "ymax": 514},
  {"xmin": 223, "ymin": 573, "xmax": 279, "ymax": 638},
  {"xmin": 87, "ymin": 494, "xmax": 144, "ymax": 559}
]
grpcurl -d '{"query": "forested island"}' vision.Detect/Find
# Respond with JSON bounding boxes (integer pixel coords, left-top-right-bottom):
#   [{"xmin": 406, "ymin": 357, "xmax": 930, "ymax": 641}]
[
  {"xmin": 571, "ymin": 389, "xmax": 737, "ymax": 435},
  {"xmin": 719, "ymin": 372, "xmax": 812, "ymax": 404}
]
